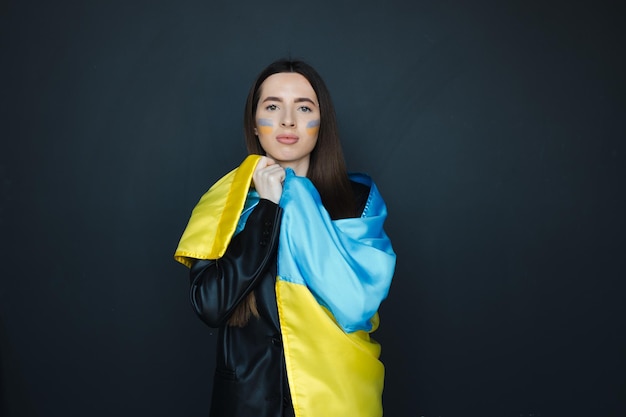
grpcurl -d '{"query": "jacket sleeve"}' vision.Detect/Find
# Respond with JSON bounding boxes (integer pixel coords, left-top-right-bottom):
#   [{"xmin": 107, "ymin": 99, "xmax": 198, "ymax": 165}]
[{"xmin": 189, "ymin": 199, "xmax": 282, "ymax": 327}]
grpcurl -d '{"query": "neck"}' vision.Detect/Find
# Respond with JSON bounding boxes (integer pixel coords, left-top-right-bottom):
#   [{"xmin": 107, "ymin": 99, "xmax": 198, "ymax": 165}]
[{"xmin": 279, "ymin": 159, "xmax": 310, "ymax": 177}]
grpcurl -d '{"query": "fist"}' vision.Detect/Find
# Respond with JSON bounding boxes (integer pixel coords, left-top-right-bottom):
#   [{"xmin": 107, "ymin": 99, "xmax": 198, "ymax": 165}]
[{"xmin": 252, "ymin": 157, "xmax": 285, "ymax": 204}]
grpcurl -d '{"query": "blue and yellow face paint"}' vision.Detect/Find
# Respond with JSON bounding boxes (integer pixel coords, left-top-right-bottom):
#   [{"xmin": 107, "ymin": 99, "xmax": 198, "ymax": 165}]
[
  {"xmin": 256, "ymin": 118, "xmax": 273, "ymax": 136},
  {"xmin": 306, "ymin": 119, "xmax": 320, "ymax": 137}
]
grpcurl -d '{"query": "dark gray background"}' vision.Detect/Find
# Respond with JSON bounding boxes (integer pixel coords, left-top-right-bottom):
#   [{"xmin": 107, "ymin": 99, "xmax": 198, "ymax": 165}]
[{"xmin": 1, "ymin": 0, "xmax": 624, "ymax": 416}]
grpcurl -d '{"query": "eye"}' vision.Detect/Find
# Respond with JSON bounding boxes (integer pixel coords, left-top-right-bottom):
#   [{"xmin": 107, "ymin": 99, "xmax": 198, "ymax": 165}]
[
  {"xmin": 298, "ymin": 106, "xmax": 312, "ymax": 113},
  {"xmin": 265, "ymin": 104, "xmax": 278, "ymax": 111}
]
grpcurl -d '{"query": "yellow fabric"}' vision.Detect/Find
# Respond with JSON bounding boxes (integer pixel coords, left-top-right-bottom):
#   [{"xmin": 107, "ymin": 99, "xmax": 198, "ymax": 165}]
[
  {"xmin": 276, "ymin": 280, "xmax": 384, "ymax": 417},
  {"xmin": 174, "ymin": 155, "xmax": 261, "ymax": 267},
  {"xmin": 175, "ymin": 154, "xmax": 385, "ymax": 415}
]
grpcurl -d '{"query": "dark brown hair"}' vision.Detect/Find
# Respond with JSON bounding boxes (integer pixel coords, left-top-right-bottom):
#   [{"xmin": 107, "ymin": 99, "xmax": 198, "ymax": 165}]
[{"xmin": 229, "ymin": 59, "xmax": 356, "ymax": 327}]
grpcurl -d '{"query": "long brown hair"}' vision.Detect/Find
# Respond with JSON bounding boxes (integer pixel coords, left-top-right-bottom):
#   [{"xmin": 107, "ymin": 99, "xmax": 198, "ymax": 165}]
[{"xmin": 229, "ymin": 59, "xmax": 355, "ymax": 327}]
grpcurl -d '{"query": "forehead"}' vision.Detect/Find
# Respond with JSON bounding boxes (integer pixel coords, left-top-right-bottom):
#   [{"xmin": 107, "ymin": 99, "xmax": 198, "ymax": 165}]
[{"xmin": 258, "ymin": 73, "xmax": 317, "ymax": 100}]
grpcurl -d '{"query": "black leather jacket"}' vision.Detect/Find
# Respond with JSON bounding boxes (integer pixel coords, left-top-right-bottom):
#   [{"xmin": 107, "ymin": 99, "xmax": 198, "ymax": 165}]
[
  {"xmin": 189, "ymin": 183, "xmax": 369, "ymax": 417},
  {"xmin": 190, "ymin": 199, "xmax": 286, "ymax": 417}
]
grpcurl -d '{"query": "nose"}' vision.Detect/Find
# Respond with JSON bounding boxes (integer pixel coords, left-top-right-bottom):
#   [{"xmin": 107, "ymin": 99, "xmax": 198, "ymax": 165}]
[{"xmin": 280, "ymin": 111, "xmax": 296, "ymax": 128}]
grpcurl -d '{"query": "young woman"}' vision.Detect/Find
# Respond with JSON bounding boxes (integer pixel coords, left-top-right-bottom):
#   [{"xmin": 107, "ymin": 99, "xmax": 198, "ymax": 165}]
[{"xmin": 174, "ymin": 59, "xmax": 396, "ymax": 417}]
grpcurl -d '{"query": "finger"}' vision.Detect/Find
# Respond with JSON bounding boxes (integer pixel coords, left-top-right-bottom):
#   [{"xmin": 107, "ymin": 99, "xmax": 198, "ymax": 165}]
[
  {"xmin": 267, "ymin": 165, "xmax": 285, "ymax": 180},
  {"xmin": 260, "ymin": 156, "xmax": 276, "ymax": 167}
]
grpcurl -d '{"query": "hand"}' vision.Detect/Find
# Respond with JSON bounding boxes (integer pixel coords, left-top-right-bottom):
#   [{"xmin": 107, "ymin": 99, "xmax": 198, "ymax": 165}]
[{"xmin": 252, "ymin": 157, "xmax": 285, "ymax": 204}]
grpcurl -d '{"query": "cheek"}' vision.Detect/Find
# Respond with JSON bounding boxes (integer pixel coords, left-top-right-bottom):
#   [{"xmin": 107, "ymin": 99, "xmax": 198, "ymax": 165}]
[
  {"xmin": 258, "ymin": 125, "xmax": 273, "ymax": 136},
  {"xmin": 256, "ymin": 118, "xmax": 274, "ymax": 136},
  {"xmin": 305, "ymin": 119, "xmax": 320, "ymax": 137}
]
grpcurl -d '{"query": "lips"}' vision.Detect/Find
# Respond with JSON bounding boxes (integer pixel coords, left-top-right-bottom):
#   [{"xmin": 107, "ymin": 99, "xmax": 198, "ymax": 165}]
[{"xmin": 276, "ymin": 134, "xmax": 299, "ymax": 144}]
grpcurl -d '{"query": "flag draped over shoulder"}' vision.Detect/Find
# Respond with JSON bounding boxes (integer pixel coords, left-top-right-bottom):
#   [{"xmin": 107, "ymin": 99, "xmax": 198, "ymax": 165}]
[
  {"xmin": 174, "ymin": 155, "xmax": 261, "ymax": 267},
  {"xmin": 174, "ymin": 156, "xmax": 396, "ymax": 417},
  {"xmin": 276, "ymin": 168, "xmax": 395, "ymax": 417}
]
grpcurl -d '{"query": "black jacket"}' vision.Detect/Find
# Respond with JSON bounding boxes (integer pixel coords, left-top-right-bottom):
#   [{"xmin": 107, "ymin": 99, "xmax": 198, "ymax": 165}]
[{"xmin": 189, "ymin": 183, "xmax": 369, "ymax": 417}]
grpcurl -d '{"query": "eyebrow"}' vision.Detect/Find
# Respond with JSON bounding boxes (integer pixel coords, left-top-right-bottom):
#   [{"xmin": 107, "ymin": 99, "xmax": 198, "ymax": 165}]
[{"xmin": 261, "ymin": 96, "xmax": 317, "ymax": 105}]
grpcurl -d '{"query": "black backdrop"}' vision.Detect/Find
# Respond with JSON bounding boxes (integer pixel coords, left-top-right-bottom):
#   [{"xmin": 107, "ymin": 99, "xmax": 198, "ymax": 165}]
[{"xmin": 1, "ymin": 1, "xmax": 624, "ymax": 416}]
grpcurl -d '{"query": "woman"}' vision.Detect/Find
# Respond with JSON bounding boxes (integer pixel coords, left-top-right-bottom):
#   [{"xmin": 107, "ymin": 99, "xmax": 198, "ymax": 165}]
[{"xmin": 174, "ymin": 59, "xmax": 396, "ymax": 417}]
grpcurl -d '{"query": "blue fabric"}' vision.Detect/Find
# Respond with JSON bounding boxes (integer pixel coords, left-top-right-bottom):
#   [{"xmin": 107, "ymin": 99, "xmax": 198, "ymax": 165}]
[
  {"xmin": 235, "ymin": 190, "xmax": 260, "ymax": 235},
  {"xmin": 277, "ymin": 169, "xmax": 396, "ymax": 333},
  {"xmin": 234, "ymin": 170, "xmax": 396, "ymax": 333}
]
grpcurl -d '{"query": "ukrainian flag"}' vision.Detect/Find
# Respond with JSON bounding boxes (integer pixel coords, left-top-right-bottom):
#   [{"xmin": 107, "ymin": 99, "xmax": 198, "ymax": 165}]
[{"xmin": 175, "ymin": 155, "xmax": 396, "ymax": 417}]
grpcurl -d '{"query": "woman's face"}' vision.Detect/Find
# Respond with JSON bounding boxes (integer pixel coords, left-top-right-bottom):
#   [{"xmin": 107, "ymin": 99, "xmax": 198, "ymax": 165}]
[{"xmin": 254, "ymin": 72, "xmax": 320, "ymax": 176}]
